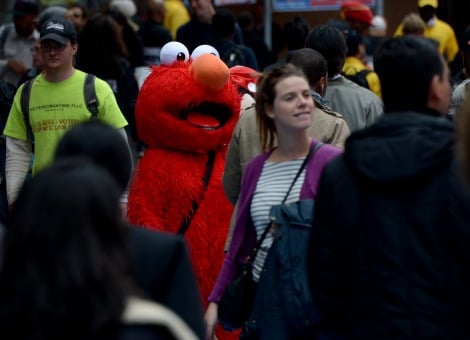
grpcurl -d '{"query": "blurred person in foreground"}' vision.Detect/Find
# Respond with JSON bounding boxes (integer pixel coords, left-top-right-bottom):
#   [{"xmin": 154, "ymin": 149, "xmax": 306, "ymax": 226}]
[
  {"xmin": 307, "ymin": 35, "xmax": 470, "ymax": 338},
  {"xmin": 0, "ymin": 158, "xmax": 197, "ymax": 339},
  {"xmin": 54, "ymin": 121, "xmax": 206, "ymax": 339}
]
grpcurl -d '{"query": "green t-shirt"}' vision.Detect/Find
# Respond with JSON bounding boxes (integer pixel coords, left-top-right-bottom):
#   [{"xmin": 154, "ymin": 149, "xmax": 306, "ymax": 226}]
[{"xmin": 4, "ymin": 70, "xmax": 128, "ymax": 174}]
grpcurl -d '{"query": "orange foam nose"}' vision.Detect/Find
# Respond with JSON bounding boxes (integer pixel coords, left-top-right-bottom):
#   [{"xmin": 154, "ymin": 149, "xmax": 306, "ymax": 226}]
[{"xmin": 189, "ymin": 54, "xmax": 230, "ymax": 91}]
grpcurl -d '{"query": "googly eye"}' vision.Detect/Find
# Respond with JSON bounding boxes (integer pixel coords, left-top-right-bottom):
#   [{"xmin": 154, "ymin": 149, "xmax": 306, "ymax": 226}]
[
  {"xmin": 191, "ymin": 45, "xmax": 220, "ymax": 60},
  {"xmin": 160, "ymin": 41, "xmax": 190, "ymax": 66}
]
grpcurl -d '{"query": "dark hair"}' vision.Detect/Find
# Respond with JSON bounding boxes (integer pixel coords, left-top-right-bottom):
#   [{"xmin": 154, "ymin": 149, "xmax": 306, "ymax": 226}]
[
  {"xmin": 54, "ymin": 121, "xmax": 133, "ymax": 193},
  {"xmin": 237, "ymin": 11, "xmax": 254, "ymax": 30},
  {"xmin": 343, "ymin": 29, "xmax": 363, "ymax": 57},
  {"xmin": 418, "ymin": 5, "xmax": 436, "ymax": 23},
  {"xmin": 69, "ymin": 3, "xmax": 88, "ymax": 19},
  {"xmin": 212, "ymin": 8, "xmax": 236, "ymax": 39},
  {"xmin": 283, "ymin": 16, "xmax": 310, "ymax": 51},
  {"xmin": 76, "ymin": 13, "xmax": 128, "ymax": 74},
  {"xmin": 107, "ymin": 9, "xmax": 145, "ymax": 68},
  {"xmin": 256, "ymin": 64, "xmax": 307, "ymax": 151},
  {"xmin": 304, "ymin": 25, "xmax": 347, "ymax": 78},
  {"xmin": 287, "ymin": 48, "xmax": 328, "ymax": 87},
  {"xmin": 374, "ymin": 36, "xmax": 444, "ymax": 112},
  {"xmin": 0, "ymin": 159, "xmax": 134, "ymax": 339}
]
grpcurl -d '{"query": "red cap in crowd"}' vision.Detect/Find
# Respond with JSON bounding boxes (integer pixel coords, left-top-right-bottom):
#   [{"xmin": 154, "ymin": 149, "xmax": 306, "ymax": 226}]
[{"xmin": 341, "ymin": 1, "xmax": 374, "ymax": 26}]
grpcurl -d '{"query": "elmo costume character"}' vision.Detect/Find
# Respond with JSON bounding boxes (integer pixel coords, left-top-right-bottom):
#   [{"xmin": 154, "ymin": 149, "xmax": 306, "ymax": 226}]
[{"xmin": 128, "ymin": 42, "xmax": 240, "ymax": 338}]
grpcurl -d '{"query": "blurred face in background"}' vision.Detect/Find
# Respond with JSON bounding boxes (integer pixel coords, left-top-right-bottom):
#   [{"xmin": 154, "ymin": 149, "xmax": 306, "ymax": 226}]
[
  {"xmin": 189, "ymin": 0, "xmax": 214, "ymax": 23},
  {"xmin": 13, "ymin": 14, "xmax": 37, "ymax": 37},
  {"xmin": 31, "ymin": 39, "xmax": 44, "ymax": 71},
  {"xmin": 66, "ymin": 6, "xmax": 87, "ymax": 33},
  {"xmin": 418, "ymin": 5, "xmax": 436, "ymax": 24}
]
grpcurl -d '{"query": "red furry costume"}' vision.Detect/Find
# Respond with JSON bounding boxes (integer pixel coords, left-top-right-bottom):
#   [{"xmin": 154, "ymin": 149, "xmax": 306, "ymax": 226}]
[{"xmin": 128, "ymin": 45, "xmax": 240, "ymax": 339}]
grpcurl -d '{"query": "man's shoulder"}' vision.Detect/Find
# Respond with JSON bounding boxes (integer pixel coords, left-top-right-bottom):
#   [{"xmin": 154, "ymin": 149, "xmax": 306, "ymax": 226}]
[
  {"xmin": 176, "ymin": 20, "xmax": 191, "ymax": 37},
  {"xmin": 0, "ymin": 23, "xmax": 14, "ymax": 37},
  {"xmin": 89, "ymin": 72, "xmax": 116, "ymax": 94},
  {"xmin": 240, "ymin": 44, "xmax": 255, "ymax": 55},
  {"xmin": 342, "ymin": 57, "xmax": 367, "ymax": 74},
  {"xmin": 312, "ymin": 107, "xmax": 349, "ymax": 137},
  {"xmin": 314, "ymin": 106, "xmax": 345, "ymax": 122},
  {"xmin": 238, "ymin": 101, "xmax": 256, "ymax": 122},
  {"xmin": 435, "ymin": 18, "xmax": 456, "ymax": 33},
  {"xmin": 177, "ymin": 18, "xmax": 201, "ymax": 34},
  {"xmin": 330, "ymin": 77, "xmax": 381, "ymax": 101},
  {"xmin": 318, "ymin": 150, "xmax": 348, "ymax": 181}
]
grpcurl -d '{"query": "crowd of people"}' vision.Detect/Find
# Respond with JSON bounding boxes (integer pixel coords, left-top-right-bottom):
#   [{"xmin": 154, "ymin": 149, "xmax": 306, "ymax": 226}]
[{"xmin": 0, "ymin": 0, "xmax": 469, "ymax": 339}]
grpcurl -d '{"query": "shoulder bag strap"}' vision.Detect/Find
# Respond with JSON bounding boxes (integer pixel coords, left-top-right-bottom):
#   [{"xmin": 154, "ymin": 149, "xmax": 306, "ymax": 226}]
[{"xmin": 249, "ymin": 141, "xmax": 324, "ymax": 261}]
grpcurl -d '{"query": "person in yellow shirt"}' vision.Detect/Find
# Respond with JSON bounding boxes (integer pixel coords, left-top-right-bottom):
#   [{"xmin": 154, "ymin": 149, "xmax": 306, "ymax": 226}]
[
  {"xmin": 394, "ymin": 0, "xmax": 458, "ymax": 63},
  {"xmin": 163, "ymin": 0, "xmax": 190, "ymax": 39},
  {"xmin": 342, "ymin": 29, "xmax": 381, "ymax": 98}
]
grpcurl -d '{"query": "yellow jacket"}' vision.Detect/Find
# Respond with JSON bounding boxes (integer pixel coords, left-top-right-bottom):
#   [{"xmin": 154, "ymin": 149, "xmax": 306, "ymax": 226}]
[
  {"xmin": 163, "ymin": 0, "xmax": 190, "ymax": 39},
  {"xmin": 394, "ymin": 18, "xmax": 459, "ymax": 63},
  {"xmin": 342, "ymin": 56, "xmax": 382, "ymax": 98}
]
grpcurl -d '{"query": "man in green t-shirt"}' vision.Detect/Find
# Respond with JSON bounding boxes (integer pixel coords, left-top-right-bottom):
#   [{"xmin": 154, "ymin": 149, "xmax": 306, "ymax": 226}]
[{"xmin": 3, "ymin": 16, "xmax": 129, "ymax": 205}]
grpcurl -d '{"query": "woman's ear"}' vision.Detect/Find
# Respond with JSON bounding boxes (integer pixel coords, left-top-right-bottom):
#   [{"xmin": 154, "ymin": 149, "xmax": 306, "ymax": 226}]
[{"xmin": 265, "ymin": 103, "xmax": 275, "ymax": 119}]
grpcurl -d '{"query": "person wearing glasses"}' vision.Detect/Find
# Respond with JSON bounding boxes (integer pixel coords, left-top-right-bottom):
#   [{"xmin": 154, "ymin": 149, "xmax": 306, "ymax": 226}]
[{"xmin": 3, "ymin": 16, "xmax": 128, "ymax": 207}]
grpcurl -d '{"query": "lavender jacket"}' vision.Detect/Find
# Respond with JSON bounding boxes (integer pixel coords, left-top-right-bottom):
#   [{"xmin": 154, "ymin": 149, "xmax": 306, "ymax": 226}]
[{"xmin": 208, "ymin": 140, "xmax": 342, "ymax": 302}]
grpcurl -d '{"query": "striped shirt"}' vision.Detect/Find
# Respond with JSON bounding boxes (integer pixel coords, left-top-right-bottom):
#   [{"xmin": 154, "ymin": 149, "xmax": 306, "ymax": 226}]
[{"xmin": 250, "ymin": 157, "xmax": 306, "ymax": 281}]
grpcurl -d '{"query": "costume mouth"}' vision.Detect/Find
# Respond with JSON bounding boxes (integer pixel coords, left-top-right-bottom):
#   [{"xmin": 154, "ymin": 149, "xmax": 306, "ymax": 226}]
[{"xmin": 180, "ymin": 102, "xmax": 232, "ymax": 130}]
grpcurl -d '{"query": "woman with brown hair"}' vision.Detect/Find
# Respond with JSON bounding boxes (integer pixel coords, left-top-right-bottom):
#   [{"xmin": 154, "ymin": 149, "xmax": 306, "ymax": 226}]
[{"xmin": 205, "ymin": 64, "xmax": 342, "ymax": 339}]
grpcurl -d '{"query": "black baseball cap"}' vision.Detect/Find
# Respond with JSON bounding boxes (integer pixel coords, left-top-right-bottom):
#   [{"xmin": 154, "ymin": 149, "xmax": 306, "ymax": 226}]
[
  {"xmin": 40, "ymin": 16, "xmax": 77, "ymax": 45},
  {"xmin": 12, "ymin": 0, "xmax": 39, "ymax": 17}
]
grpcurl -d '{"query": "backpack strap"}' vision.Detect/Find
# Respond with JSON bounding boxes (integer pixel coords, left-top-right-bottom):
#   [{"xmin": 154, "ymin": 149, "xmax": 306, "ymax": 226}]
[
  {"xmin": 20, "ymin": 78, "xmax": 35, "ymax": 144},
  {"xmin": 84, "ymin": 73, "xmax": 98, "ymax": 120}
]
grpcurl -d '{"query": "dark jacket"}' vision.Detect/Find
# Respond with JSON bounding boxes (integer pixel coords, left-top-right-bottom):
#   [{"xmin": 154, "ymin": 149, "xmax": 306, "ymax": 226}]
[
  {"xmin": 212, "ymin": 39, "xmax": 259, "ymax": 70},
  {"xmin": 176, "ymin": 15, "xmax": 244, "ymax": 55},
  {"xmin": 76, "ymin": 55, "xmax": 139, "ymax": 142},
  {"xmin": 176, "ymin": 17, "xmax": 215, "ymax": 54},
  {"xmin": 128, "ymin": 226, "xmax": 205, "ymax": 339},
  {"xmin": 307, "ymin": 111, "xmax": 470, "ymax": 338}
]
